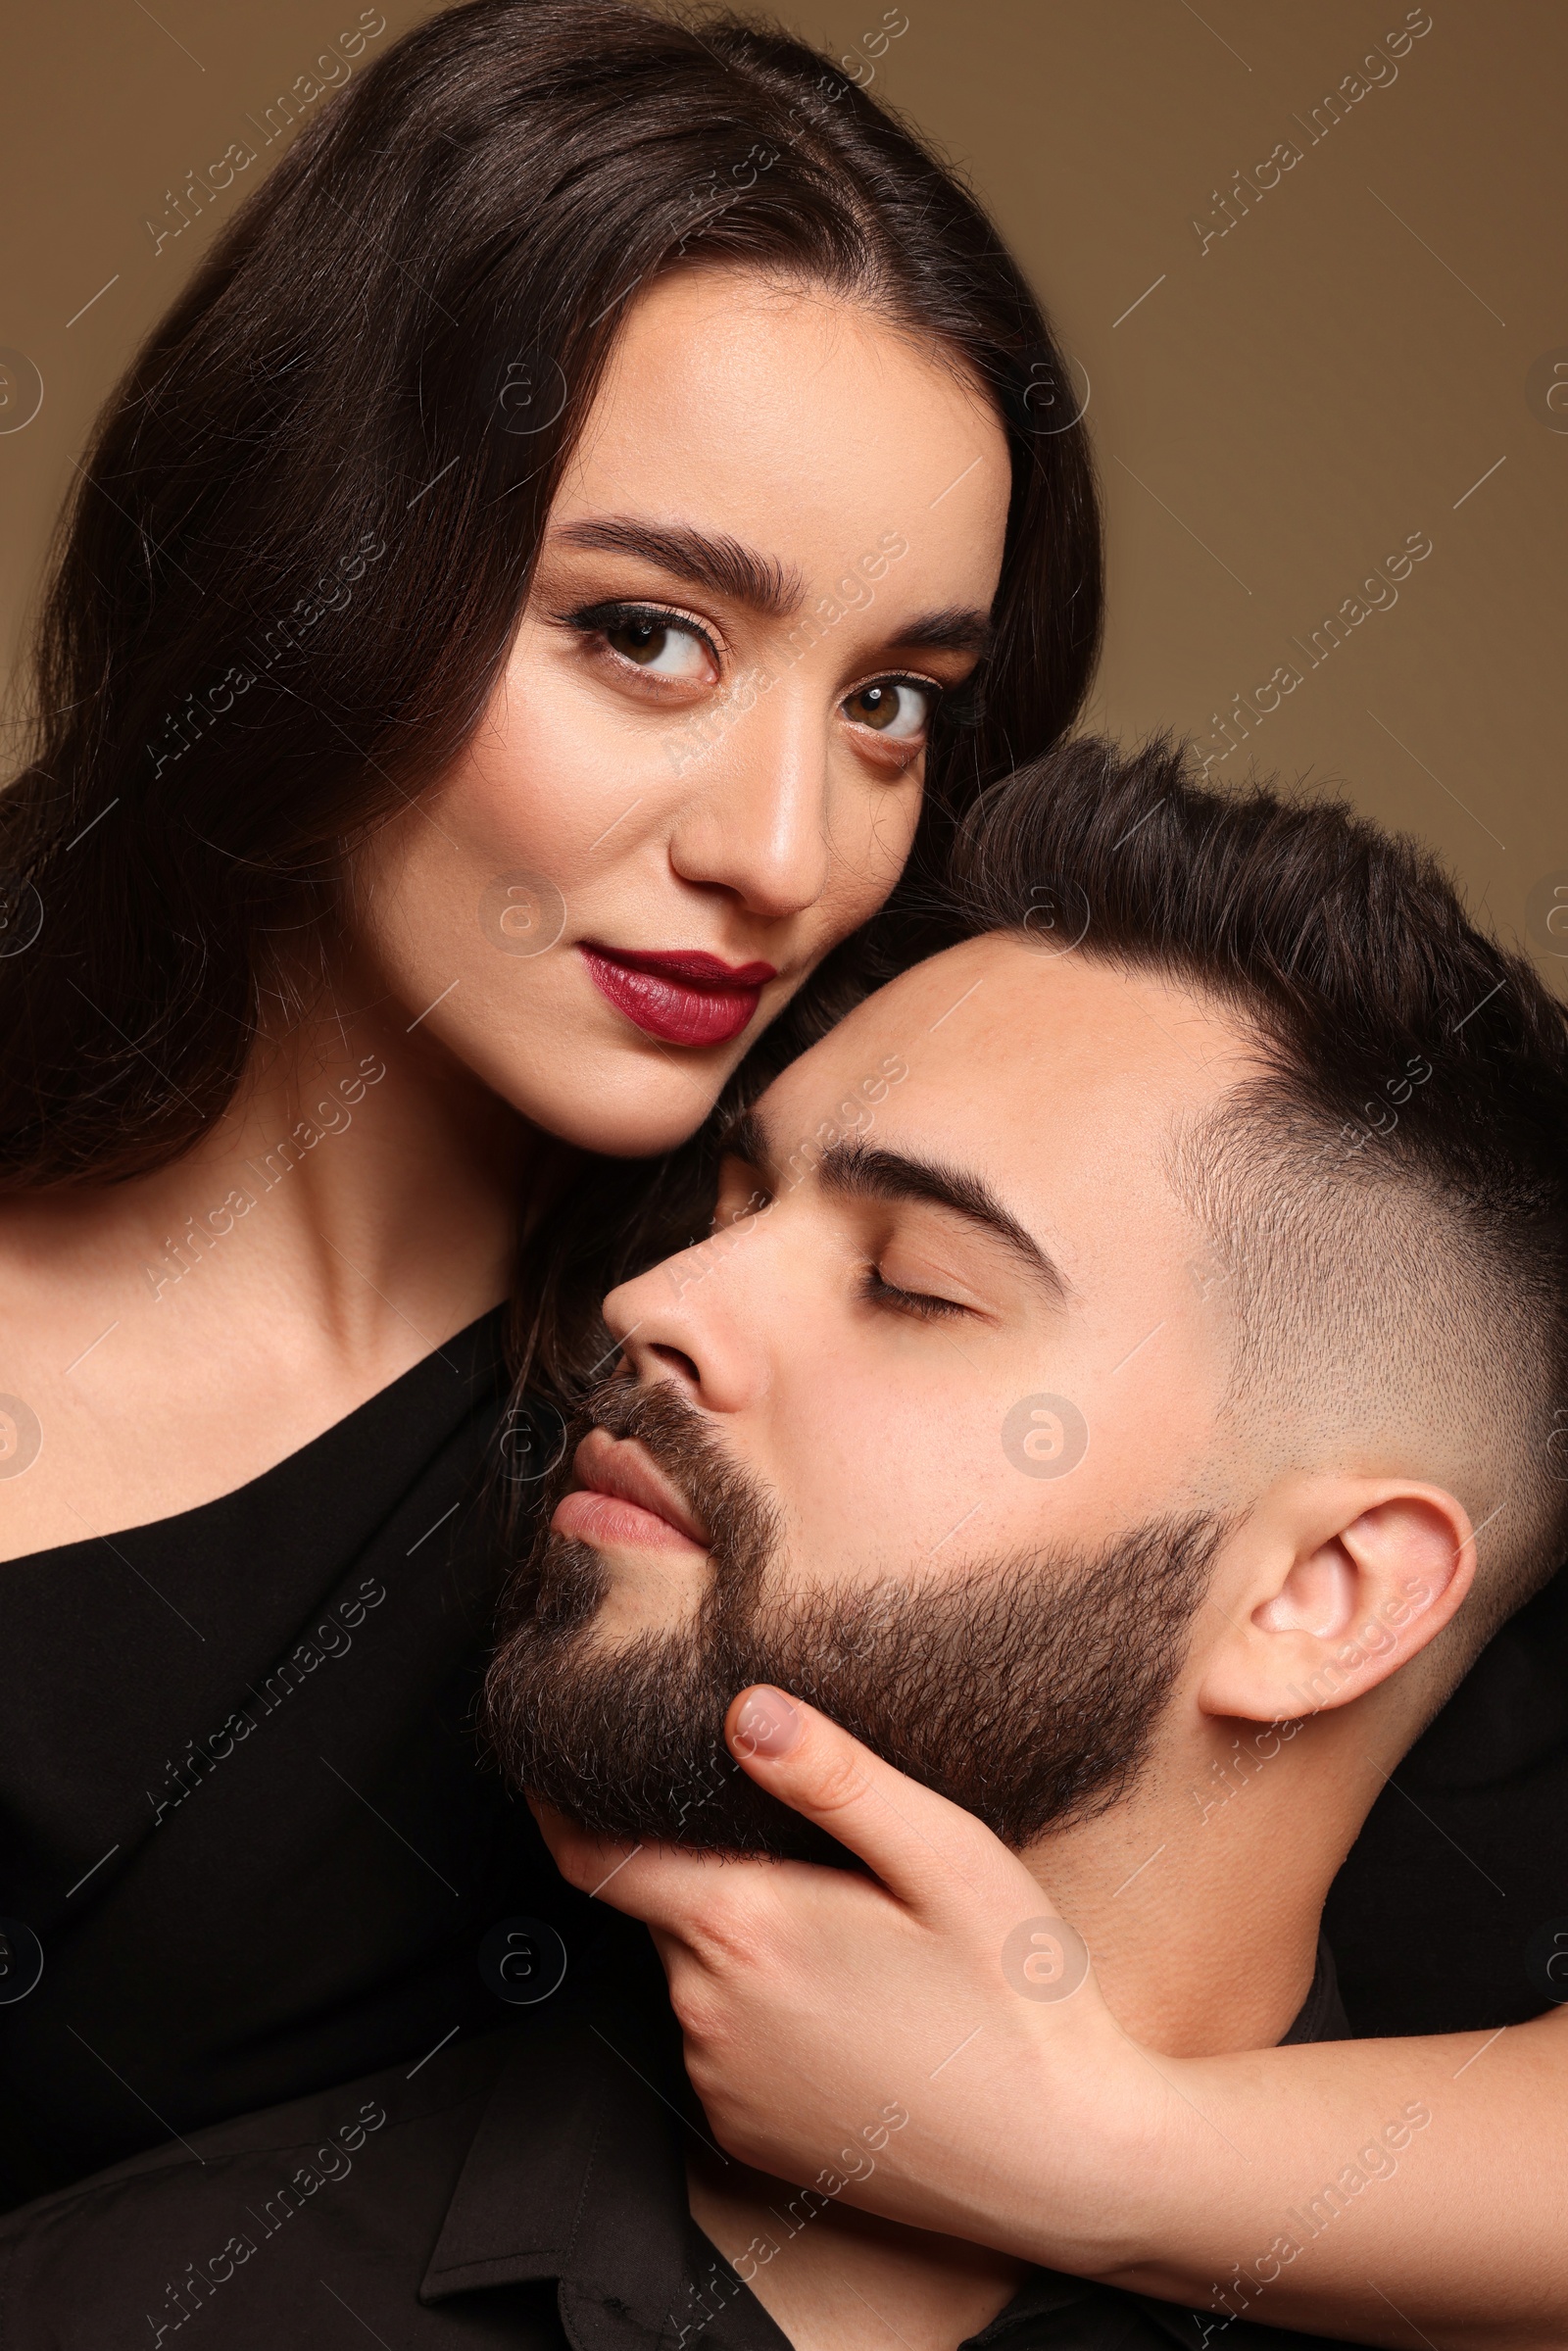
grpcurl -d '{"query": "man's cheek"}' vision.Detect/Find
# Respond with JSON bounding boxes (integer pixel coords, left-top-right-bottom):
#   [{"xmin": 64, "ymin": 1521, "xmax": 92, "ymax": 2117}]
[
  {"xmin": 590, "ymin": 1545, "xmax": 713, "ymax": 1641},
  {"xmin": 831, "ymin": 1582, "xmax": 906, "ymax": 1664}
]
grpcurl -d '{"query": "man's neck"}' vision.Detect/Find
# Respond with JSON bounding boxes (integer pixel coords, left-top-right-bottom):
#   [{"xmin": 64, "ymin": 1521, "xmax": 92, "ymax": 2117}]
[
  {"xmin": 683, "ymin": 1723, "xmax": 1384, "ymax": 2348},
  {"xmin": 1022, "ymin": 1710, "xmax": 1384, "ymax": 2057},
  {"xmin": 686, "ymin": 2145, "xmax": 1029, "ymax": 2351}
]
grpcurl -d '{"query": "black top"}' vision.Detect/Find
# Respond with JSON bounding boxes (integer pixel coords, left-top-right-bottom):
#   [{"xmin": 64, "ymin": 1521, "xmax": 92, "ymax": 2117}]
[
  {"xmin": 1325, "ymin": 1561, "xmax": 1568, "ymax": 2035},
  {"xmin": 0, "ymin": 1923, "xmax": 1367, "ymax": 2351},
  {"xmin": 0, "ymin": 1310, "xmax": 590, "ymax": 2209}
]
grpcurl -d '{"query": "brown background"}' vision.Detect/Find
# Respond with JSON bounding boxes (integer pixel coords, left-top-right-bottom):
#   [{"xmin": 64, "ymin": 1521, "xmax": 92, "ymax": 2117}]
[{"xmin": 2, "ymin": 1, "xmax": 1562, "ymax": 977}]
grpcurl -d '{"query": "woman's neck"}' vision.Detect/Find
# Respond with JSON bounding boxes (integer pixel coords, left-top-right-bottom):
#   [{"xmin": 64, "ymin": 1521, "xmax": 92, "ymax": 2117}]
[
  {"xmin": 0, "ymin": 966, "xmax": 538, "ymax": 1556},
  {"xmin": 176, "ymin": 975, "xmax": 536, "ymax": 1358}
]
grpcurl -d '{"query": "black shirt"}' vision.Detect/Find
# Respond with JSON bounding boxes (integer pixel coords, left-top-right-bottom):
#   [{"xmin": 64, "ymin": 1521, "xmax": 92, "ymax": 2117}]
[
  {"xmin": 0, "ymin": 1311, "xmax": 587, "ymax": 2208},
  {"xmin": 0, "ymin": 1923, "xmax": 1367, "ymax": 2351}
]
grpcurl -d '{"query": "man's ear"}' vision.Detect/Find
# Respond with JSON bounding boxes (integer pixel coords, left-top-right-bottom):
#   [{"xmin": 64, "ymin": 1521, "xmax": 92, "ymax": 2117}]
[{"xmin": 1197, "ymin": 1477, "xmax": 1477, "ymax": 1724}]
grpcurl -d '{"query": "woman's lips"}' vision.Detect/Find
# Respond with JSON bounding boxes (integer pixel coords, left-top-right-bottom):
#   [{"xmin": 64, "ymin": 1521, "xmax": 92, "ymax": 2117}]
[{"xmin": 580, "ymin": 945, "xmax": 776, "ymax": 1049}]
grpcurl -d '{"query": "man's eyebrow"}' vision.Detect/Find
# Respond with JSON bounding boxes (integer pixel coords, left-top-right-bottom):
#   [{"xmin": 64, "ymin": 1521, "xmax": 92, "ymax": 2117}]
[
  {"xmin": 552, "ymin": 516, "xmax": 805, "ymax": 619},
  {"xmin": 716, "ymin": 1112, "xmax": 1068, "ymax": 1307},
  {"xmin": 714, "ymin": 1104, "xmax": 774, "ymax": 1180},
  {"xmin": 819, "ymin": 1140, "xmax": 1069, "ymax": 1305}
]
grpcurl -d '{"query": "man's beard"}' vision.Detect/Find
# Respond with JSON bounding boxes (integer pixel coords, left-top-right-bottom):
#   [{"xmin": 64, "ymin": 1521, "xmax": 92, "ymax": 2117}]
[{"xmin": 484, "ymin": 1379, "xmax": 1227, "ymax": 1859}]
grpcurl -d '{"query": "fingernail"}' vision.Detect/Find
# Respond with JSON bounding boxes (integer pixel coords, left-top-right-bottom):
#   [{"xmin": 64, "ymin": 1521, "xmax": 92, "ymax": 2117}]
[{"xmin": 732, "ymin": 1687, "xmax": 801, "ymax": 1759}]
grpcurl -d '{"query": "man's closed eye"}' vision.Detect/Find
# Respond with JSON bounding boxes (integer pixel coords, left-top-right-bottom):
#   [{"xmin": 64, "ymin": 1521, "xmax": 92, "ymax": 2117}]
[{"xmin": 858, "ymin": 1263, "xmax": 970, "ymax": 1321}]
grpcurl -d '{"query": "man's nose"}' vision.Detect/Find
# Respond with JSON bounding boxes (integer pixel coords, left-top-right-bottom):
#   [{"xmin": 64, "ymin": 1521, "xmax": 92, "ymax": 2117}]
[
  {"xmin": 666, "ymin": 675, "xmax": 834, "ymax": 921},
  {"xmin": 603, "ymin": 1220, "xmax": 773, "ymax": 1414}
]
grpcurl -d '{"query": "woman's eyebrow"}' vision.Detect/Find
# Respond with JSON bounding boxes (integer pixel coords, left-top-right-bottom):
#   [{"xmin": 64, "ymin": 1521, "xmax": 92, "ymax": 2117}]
[
  {"xmin": 553, "ymin": 516, "xmax": 804, "ymax": 617},
  {"xmin": 893, "ymin": 606, "xmax": 992, "ymax": 658},
  {"xmin": 552, "ymin": 515, "xmax": 992, "ymax": 660}
]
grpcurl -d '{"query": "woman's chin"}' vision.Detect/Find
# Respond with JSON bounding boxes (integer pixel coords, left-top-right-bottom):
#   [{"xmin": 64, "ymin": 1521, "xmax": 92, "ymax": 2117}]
[{"xmin": 501, "ymin": 1052, "xmax": 744, "ymax": 1157}]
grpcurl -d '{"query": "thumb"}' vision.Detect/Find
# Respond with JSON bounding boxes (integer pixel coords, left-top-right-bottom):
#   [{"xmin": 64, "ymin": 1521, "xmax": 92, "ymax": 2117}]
[{"xmin": 725, "ymin": 1685, "xmax": 1020, "ymax": 1923}]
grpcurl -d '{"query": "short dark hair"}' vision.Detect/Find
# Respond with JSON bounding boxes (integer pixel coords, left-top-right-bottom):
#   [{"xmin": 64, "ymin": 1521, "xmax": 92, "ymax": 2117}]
[
  {"xmin": 951, "ymin": 735, "xmax": 1568, "ymax": 1648},
  {"xmin": 0, "ymin": 0, "xmax": 1100, "ymax": 1188}
]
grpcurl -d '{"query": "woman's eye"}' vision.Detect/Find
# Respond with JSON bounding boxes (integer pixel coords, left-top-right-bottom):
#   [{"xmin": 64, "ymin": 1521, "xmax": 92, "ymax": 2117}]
[
  {"xmin": 842, "ymin": 678, "xmax": 934, "ymax": 741},
  {"xmin": 603, "ymin": 612, "xmax": 712, "ymax": 681}
]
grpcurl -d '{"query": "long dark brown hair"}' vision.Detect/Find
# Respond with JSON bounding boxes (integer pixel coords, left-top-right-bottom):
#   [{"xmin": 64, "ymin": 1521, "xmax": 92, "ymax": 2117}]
[{"xmin": 0, "ymin": 0, "xmax": 1101, "ymax": 1378}]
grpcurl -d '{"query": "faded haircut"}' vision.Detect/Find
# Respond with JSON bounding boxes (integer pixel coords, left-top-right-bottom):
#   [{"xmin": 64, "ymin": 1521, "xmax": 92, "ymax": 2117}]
[{"xmin": 949, "ymin": 736, "xmax": 1568, "ymax": 1667}]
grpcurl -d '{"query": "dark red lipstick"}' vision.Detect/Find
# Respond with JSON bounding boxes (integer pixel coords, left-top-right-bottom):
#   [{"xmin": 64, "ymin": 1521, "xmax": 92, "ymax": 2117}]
[{"xmin": 580, "ymin": 945, "xmax": 777, "ymax": 1049}]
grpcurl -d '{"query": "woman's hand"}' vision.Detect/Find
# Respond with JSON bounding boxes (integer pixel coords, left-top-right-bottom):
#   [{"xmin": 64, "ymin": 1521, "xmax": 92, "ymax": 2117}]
[{"xmin": 533, "ymin": 1684, "xmax": 1175, "ymax": 2274}]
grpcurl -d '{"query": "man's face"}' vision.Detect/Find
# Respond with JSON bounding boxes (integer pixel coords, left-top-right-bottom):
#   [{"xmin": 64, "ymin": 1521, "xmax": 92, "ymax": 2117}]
[{"xmin": 489, "ymin": 936, "xmax": 1257, "ymax": 1854}]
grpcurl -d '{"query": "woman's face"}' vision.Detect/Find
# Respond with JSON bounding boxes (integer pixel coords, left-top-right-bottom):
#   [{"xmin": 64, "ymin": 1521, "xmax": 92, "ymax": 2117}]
[{"xmin": 351, "ymin": 265, "xmax": 1010, "ymax": 1156}]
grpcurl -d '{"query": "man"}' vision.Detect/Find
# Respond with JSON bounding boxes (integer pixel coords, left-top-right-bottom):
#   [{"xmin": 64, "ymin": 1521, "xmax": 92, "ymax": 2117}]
[{"xmin": 5, "ymin": 740, "xmax": 1564, "ymax": 2349}]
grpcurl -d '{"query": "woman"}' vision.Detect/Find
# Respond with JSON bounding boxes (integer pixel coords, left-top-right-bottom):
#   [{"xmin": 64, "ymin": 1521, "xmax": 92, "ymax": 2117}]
[{"xmin": 0, "ymin": 0, "xmax": 1098, "ymax": 2204}]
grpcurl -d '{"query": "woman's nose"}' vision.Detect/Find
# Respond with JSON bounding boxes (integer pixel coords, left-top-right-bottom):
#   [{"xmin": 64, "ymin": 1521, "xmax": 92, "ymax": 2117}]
[{"xmin": 666, "ymin": 676, "xmax": 835, "ymax": 921}]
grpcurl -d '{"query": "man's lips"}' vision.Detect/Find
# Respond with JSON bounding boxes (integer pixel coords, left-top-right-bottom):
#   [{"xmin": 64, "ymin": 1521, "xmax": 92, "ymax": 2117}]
[
  {"xmin": 580, "ymin": 944, "xmax": 776, "ymax": 1049},
  {"xmin": 551, "ymin": 1429, "xmax": 710, "ymax": 1554}
]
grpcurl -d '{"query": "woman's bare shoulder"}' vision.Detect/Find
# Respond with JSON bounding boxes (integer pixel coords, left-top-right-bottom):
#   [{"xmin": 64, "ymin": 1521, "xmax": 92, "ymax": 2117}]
[{"xmin": 0, "ymin": 1189, "xmax": 441, "ymax": 1563}]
